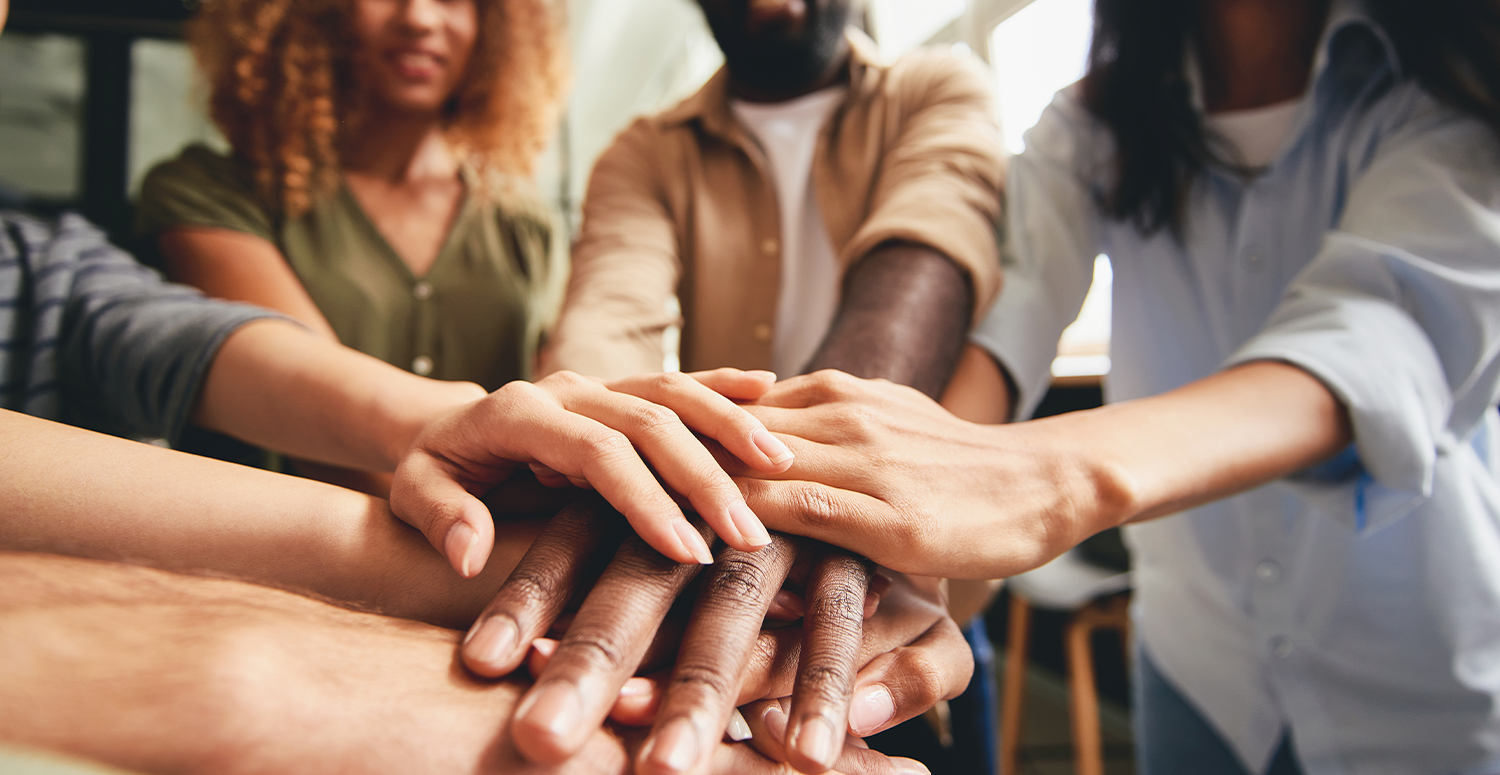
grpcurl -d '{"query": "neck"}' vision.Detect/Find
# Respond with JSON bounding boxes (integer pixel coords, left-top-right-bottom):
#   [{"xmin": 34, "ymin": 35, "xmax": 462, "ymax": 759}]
[
  {"xmin": 343, "ymin": 110, "xmax": 457, "ymax": 183},
  {"xmin": 728, "ymin": 41, "xmax": 851, "ymax": 103},
  {"xmin": 1194, "ymin": 0, "xmax": 1331, "ymax": 113}
]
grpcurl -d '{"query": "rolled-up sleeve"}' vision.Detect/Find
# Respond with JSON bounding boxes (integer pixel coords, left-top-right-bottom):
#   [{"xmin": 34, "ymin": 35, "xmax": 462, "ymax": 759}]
[
  {"xmin": 843, "ymin": 53, "xmax": 1007, "ymax": 321},
  {"xmin": 973, "ymin": 88, "xmax": 1104, "ymax": 419},
  {"xmin": 542, "ymin": 120, "xmax": 681, "ymax": 380},
  {"xmin": 1227, "ymin": 96, "xmax": 1500, "ymax": 528}
]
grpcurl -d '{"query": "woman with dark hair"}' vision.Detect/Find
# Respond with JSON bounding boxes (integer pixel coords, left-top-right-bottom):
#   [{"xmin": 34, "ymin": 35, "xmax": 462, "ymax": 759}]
[{"xmin": 725, "ymin": 0, "xmax": 1500, "ymax": 772}]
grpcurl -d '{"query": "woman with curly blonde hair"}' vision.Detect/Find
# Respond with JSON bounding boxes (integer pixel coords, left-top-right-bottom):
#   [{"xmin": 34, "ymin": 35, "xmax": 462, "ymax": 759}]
[{"xmin": 137, "ymin": 0, "xmax": 570, "ymax": 395}]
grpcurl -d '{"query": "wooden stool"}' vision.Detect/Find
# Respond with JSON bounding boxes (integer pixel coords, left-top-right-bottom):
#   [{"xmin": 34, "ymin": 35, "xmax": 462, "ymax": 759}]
[{"xmin": 999, "ymin": 551, "xmax": 1131, "ymax": 775}]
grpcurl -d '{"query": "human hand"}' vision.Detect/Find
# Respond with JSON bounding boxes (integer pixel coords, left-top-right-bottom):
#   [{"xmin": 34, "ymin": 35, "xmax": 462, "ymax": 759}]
[
  {"xmin": 728, "ymin": 370, "xmax": 1130, "ymax": 580},
  {"xmin": 0, "ymin": 552, "xmax": 929, "ymax": 775},
  {"xmin": 390, "ymin": 369, "xmax": 795, "ymax": 576},
  {"xmin": 461, "ymin": 497, "xmax": 970, "ymax": 774}
]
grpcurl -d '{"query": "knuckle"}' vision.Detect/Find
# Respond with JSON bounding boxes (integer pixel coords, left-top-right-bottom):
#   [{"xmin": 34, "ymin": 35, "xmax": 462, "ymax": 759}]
[
  {"xmin": 789, "ymin": 485, "xmax": 843, "ymax": 531},
  {"xmin": 499, "ymin": 565, "xmax": 561, "ymax": 611},
  {"xmin": 558, "ymin": 629, "xmax": 631, "ymax": 673},
  {"xmin": 704, "ymin": 555, "xmax": 776, "ymax": 600},
  {"xmin": 667, "ymin": 661, "xmax": 741, "ymax": 703},
  {"xmin": 796, "ymin": 661, "xmax": 856, "ymax": 705},
  {"xmin": 626, "ymin": 401, "xmax": 683, "ymax": 437},
  {"xmin": 581, "ymin": 427, "xmax": 636, "ymax": 461}
]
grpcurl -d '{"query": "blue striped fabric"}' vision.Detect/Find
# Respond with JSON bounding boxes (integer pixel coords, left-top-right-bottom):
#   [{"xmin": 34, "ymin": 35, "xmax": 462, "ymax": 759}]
[{"xmin": 0, "ymin": 211, "xmax": 280, "ymax": 443}]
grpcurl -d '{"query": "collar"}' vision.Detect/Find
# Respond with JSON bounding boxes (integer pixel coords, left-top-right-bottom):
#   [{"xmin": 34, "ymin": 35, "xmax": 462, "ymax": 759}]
[{"xmin": 657, "ymin": 28, "xmax": 882, "ymax": 140}]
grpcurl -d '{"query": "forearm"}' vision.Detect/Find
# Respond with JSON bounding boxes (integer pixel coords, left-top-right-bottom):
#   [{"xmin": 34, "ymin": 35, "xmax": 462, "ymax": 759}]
[
  {"xmin": 1030, "ymin": 360, "xmax": 1353, "ymax": 532},
  {"xmin": 0, "ymin": 553, "xmax": 564, "ymax": 775},
  {"xmin": 805, "ymin": 242, "xmax": 973, "ymax": 397},
  {"xmin": 0, "ymin": 410, "xmax": 538, "ymax": 628},
  {"xmin": 193, "ymin": 319, "xmax": 487, "ymax": 472}
]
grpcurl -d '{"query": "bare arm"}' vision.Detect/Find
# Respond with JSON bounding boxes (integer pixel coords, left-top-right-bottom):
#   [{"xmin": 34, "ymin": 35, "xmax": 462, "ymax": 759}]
[
  {"xmin": 0, "ymin": 408, "xmax": 534, "ymax": 628},
  {"xmin": 738, "ymin": 361, "xmax": 1351, "ymax": 579},
  {"xmin": 194, "ymin": 319, "xmax": 486, "ymax": 474},
  {"xmin": 804, "ymin": 241, "xmax": 973, "ymax": 398},
  {"xmin": 158, "ymin": 226, "xmax": 338, "ymax": 339},
  {"xmin": 0, "ymin": 552, "xmax": 909, "ymax": 775}
]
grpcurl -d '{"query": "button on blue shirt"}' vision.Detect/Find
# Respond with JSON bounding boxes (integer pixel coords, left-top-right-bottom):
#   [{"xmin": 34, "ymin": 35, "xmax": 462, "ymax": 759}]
[{"xmin": 976, "ymin": 1, "xmax": 1500, "ymax": 772}]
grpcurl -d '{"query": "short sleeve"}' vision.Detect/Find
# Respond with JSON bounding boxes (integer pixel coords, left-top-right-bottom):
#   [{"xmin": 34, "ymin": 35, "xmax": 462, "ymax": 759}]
[{"xmin": 135, "ymin": 144, "xmax": 276, "ymax": 245}]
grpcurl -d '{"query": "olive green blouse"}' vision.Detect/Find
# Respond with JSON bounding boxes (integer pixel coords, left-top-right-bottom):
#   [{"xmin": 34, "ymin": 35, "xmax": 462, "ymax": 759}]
[{"xmin": 135, "ymin": 144, "xmax": 567, "ymax": 391}]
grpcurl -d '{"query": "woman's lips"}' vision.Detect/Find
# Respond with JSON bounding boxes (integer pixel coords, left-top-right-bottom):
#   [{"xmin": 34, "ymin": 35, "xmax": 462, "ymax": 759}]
[{"xmin": 386, "ymin": 49, "xmax": 445, "ymax": 80}]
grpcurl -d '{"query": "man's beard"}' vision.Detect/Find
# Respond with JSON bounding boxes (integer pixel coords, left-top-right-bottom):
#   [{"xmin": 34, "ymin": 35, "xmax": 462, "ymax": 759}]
[{"xmin": 710, "ymin": 1, "xmax": 852, "ymax": 94}]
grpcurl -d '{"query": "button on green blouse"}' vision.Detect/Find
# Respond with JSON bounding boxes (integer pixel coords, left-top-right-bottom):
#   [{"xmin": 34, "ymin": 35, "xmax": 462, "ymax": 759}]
[{"xmin": 136, "ymin": 144, "xmax": 567, "ymax": 391}]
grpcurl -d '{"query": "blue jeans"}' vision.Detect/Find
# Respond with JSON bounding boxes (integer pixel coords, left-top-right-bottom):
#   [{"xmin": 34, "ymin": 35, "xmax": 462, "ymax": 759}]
[
  {"xmin": 1134, "ymin": 646, "xmax": 1305, "ymax": 775},
  {"xmin": 867, "ymin": 616, "xmax": 998, "ymax": 774}
]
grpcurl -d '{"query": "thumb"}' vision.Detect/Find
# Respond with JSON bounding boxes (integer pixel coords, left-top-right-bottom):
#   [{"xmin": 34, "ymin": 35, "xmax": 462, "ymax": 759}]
[{"xmin": 390, "ymin": 452, "xmax": 497, "ymax": 578}]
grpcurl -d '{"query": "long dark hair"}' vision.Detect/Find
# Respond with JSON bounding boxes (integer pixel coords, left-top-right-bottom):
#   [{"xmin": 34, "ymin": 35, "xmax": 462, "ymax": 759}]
[{"xmin": 1082, "ymin": 0, "xmax": 1500, "ymax": 235}]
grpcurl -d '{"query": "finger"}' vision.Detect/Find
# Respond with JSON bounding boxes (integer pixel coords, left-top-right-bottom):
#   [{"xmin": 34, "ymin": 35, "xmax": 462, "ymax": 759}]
[
  {"xmin": 390, "ymin": 449, "xmax": 498, "ymax": 578},
  {"xmin": 526, "ymin": 397, "xmax": 717, "ymax": 566},
  {"xmin": 565, "ymin": 376, "xmax": 775, "ymax": 554},
  {"xmin": 767, "ymin": 588, "xmax": 807, "ymax": 621},
  {"xmin": 636, "ymin": 535, "xmax": 799, "ymax": 775},
  {"xmin": 610, "ymin": 371, "xmax": 793, "ymax": 473},
  {"xmin": 609, "ymin": 368, "xmax": 798, "ymax": 470},
  {"xmin": 736, "ymin": 478, "xmax": 909, "ymax": 569},
  {"xmin": 684, "ymin": 367, "xmax": 779, "ymax": 402},
  {"xmin": 845, "ymin": 617, "xmax": 973, "ymax": 738},
  {"xmin": 510, "ymin": 523, "xmax": 713, "ymax": 765},
  {"xmin": 741, "ymin": 698, "xmax": 932, "ymax": 775},
  {"xmin": 462, "ymin": 497, "xmax": 623, "ymax": 677},
  {"xmin": 786, "ymin": 549, "xmax": 873, "ymax": 774}
]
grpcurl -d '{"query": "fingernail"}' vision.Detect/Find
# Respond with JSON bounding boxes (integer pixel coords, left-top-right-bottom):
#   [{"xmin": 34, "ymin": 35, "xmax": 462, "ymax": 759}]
[
  {"xmin": 763, "ymin": 704, "xmax": 788, "ymax": 745},
  {"xmin": 767, "ymin": 588, "xmax": 806, "ymax": 620},
  {"xmin": 646, "ymin": 717, "xmax": 700, "ymax": 773},
  {"xmin": 863, "ymin": 590, "xmax": 880, "ymax": 619},
  {"xmin": 893, "ymin": 758, "xmax": 932, "ymax": 775},
  {"xmin": 674, "ymin": 521, "xmax": 714, "ymax": 565},
  {"xmin": 619, "ymin": 677, "xmax": 654, "ymax": 698},
  {"xmin": 791, "ymin": 716, "xmax": 838, "ymax": 769},
  {"xmin": 444, "ymin": 521, "xmax": 479, "ymax": 577},
  {"xmin": 463, "ymin": 616, "xmax": 518, "ymax": 669},
  {"xmin": 848, "ymin": 685, "xmax": 895, "ymax": 736},
  {"xmin": 730, "ymin": 502, "xmax": 772, "ymax": 548},
  {"xmin": 516, "ymin": 681, "xmax": 582, "ymax": 742},
  {"xmin": 753, "ymin": 428, "xmax": 794, "ymax": 465},
  {"xmin": 747, "ymin": 370, "xmax": 778, "ymax": 382},
  {"xmin": 725, "ymin": 708, "xmax": 753, "ymax": 742}
]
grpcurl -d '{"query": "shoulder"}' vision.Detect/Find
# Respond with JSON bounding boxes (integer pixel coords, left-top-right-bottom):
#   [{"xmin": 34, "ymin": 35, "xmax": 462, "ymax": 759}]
[
  {"xmin": 140, "ymin": 144, "xmax": 255, "ymax": 199},
  {"xmin": 136, "ymin": 144, "xmax": 275, "ymax": 240},
  {"xmin": 878, "ymin": 47, "xmax": 995, "ymax": 107}
]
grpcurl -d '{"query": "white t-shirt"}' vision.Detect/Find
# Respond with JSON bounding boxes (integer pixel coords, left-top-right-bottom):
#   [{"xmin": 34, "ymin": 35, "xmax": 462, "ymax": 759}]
[
  {"xmin": 730, "ymin": 87, "xmax": 847, "ymax": 378},
  {"xmin": 1204, "ymin": 96, "xmax": 1302, "ymax": 169}
]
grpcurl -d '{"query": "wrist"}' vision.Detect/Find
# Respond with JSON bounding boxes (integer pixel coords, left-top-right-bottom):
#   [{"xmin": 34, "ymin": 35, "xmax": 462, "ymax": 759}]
[
  {"xmin": 1011, "ymin": 410, "xmax": 1143, "ymax": 538},
  {"xmin": 377, "ymin": 380, "xmax": 487, "ymax": 472}
]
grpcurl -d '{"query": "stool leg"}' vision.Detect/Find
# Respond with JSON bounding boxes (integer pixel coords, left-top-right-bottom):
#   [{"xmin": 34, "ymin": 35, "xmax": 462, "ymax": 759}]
[
  {"xmin": 1067, "ymin": 605, "xmax": 1105, "ymax": 775},
  {"xmin": 999, "ymin": 594, "xmax": 1031, "ymax": 775}
]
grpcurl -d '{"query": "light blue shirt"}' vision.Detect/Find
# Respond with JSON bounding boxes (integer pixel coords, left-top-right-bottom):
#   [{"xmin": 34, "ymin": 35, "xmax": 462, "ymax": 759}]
[{"xmin": 976, "ymin": 2, "xmax": 1500, "ymax": 772}]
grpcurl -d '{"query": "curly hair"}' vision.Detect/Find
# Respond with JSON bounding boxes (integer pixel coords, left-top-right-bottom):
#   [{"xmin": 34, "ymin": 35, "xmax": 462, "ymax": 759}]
[{"xmin": 189, "ymin": 0, "xmax": 569, "ymax": 217}]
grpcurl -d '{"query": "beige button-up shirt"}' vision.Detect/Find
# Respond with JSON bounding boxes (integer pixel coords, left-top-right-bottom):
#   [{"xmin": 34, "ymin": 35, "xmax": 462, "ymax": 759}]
[{"xmin": 545, "ymin": 32, "xmax": 1005, "ymax": 379}]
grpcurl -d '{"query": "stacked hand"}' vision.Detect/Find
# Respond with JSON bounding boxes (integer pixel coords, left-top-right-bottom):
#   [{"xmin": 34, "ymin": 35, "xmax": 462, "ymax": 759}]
[{"xmin": 388, "ymin": 369, "xmax": 978, "ymax": 774}]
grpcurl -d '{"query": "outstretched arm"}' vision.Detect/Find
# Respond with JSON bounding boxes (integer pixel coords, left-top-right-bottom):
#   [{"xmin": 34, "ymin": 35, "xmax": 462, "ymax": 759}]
[
  {"xmin": 0, "ymin": 408, "xmax": 535, "ymax": 628},
  {"xmin": 0, "ymin": 552, "xmax": 914, "ymax": 775},
  {"xmin": 736, "ymin": 362, "xmax": 1350, "ymax": 580}
]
